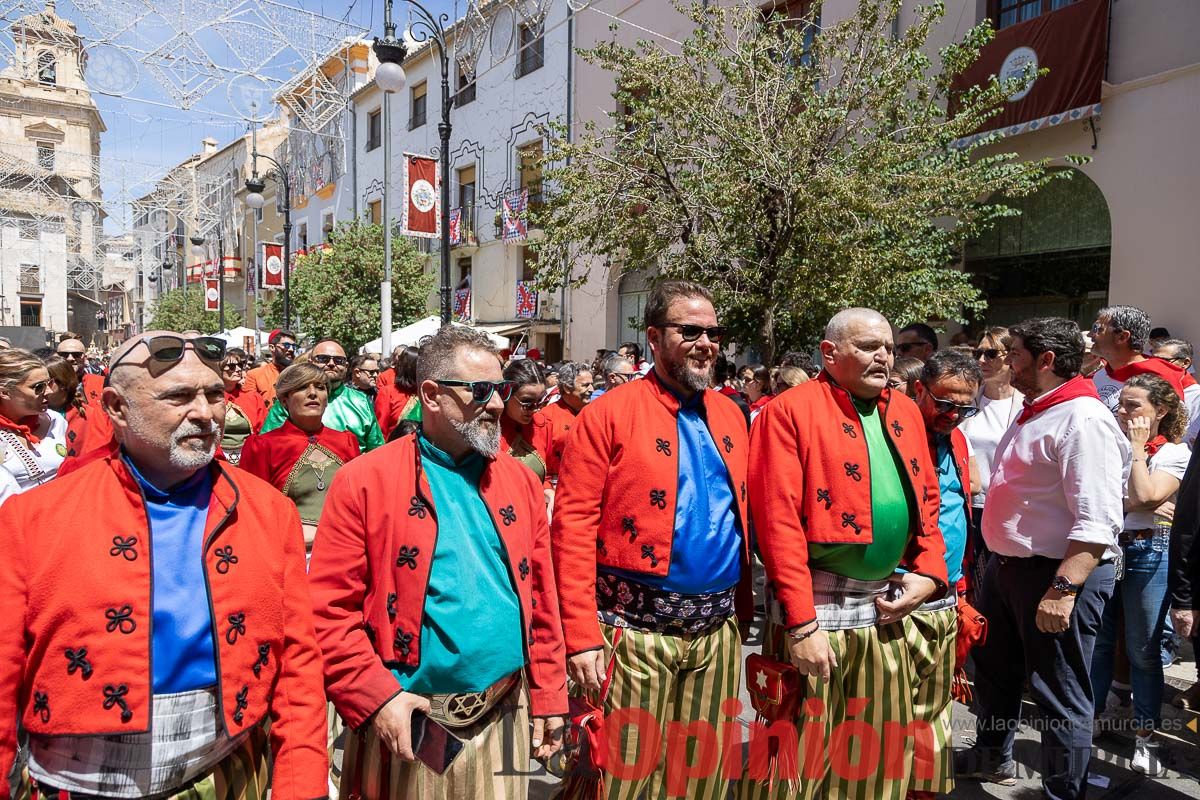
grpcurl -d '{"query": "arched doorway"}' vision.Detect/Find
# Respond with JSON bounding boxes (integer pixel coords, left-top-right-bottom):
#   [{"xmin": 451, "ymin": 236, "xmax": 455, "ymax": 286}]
[{"xmin": 965, "ymin": 167, "xmax": 1111, "ymax": 328}]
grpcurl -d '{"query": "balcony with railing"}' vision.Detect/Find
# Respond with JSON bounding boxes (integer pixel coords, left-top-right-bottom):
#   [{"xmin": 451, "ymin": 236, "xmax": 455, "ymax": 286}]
[{"xmin": 449, "ymin": 203, "xmax": 478, "ymax": 251}]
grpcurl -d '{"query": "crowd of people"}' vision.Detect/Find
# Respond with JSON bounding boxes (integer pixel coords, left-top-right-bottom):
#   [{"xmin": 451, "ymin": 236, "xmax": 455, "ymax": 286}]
[{"xmin": 0, "ymin": 289, "xmax": 1198, "ymax": 800}]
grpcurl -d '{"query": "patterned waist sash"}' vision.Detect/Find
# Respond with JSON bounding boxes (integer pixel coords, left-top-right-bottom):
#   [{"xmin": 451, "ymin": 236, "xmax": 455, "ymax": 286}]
[
  {"xmin": 596, "ymin": 572, "xmax": 736, "ymax": 635},
  {"xmin": 28, "ymin": 687, "xmax": 244, "ymax": 799}
]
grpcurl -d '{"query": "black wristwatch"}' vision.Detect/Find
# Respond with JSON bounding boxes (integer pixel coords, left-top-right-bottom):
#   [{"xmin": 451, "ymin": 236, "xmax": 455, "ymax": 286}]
[{"xmin": 1051, "ymin": 575, "xmax": 1081, "ymax": 596}]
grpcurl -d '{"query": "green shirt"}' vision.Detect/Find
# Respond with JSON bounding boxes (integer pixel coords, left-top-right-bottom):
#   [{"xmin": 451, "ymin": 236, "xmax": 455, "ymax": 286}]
[
  {"xmin": 262, "ymin": 383, "xmax": 385, "ymax": 451},
  {"xmin": 391, "ymin": 434, "xmax": 526, "ymax": 694},
  {"xmin": 808, "ymin": 397, "xmax": 915, "ymax": 580}
]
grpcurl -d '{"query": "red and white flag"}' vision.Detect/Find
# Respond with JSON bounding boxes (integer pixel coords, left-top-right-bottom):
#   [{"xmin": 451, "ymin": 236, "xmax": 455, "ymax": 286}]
[
  {"xmin": 261, "ymin": 242, "xmax": 285, "ymax": 289},
  {"xmin": 402, "ymin": 154, "xmax": 439, "ymax": 238},
  {"xmin": 204, "ymin": 279, "xmax": 220, "ymax": 312}
]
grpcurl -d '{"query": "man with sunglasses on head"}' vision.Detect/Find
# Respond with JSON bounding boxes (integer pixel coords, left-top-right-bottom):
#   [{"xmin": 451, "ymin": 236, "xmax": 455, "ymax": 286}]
[
  {"xmin": 741, "ymin": 308, "xmax": 948, "ymax": 800},
  {"xmin": 309, "ymin": 324, "xmax": 567, "ymax": 797},
  {"xmin": 0, "ymin": 330, "xmax": 329, "ymax": 800},
  {"xmin": 553, "ymin": 280, "xmax": 754, "ymax": 800},
  {"xmin": 906, "ymin": 349, "xmax": 983, "ymax": 798},
  {"xmin": 261, "ymin": 338, "xmax": 384, "ymax": 453},
  {"xmin": 243, "ymin": 329, "xmax": 297, "ymax": 406}
]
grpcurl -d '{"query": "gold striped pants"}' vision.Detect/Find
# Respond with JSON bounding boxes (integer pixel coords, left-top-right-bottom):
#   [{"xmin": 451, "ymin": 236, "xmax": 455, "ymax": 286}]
[{"xmin": 906, "ymin": 603, "xmax": 958, "ymax": 795}]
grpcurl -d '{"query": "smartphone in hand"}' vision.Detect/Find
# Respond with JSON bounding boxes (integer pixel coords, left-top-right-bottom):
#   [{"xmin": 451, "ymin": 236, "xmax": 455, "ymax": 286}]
[{"xmin": 410, "ymin": 710, "xmax": 465, "ymax": 775}]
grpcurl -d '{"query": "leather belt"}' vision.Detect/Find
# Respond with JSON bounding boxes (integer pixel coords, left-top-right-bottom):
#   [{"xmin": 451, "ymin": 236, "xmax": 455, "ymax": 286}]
[
  {"xmin": 424, "ymin": 672, "xmax": 520, "ymax": 729},
  {"xmin": 1118, "ymin": 529, "xmax": 1154, "ymax": 546}
]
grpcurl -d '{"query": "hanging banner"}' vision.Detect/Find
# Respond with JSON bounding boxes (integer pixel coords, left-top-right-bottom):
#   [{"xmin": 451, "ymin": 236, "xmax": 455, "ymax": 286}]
[
  {"xmin": 453, "ymin": 288, "xmax": 471, "ymax": 321},
  {"xmin": 204, "ymin": 279, "xmax": 220, "ymax": 312},
  {"xmin": 448, "ymin": 207, "xmax": 462, "ymax": 246},
  {"xmin": 502, "ymin": 188, "xmax": 528, "ymax": 243},
  {"xmin": 261, "ymin": 242, "xmax": 285, "ymax": 289},
  {"xmin": 402, "ymin": 153, "xmax": 440, "ymax": 238},
  {"xmin": 515, "ymin": 280, "xmax": 538, "ymax": 318},
  {"xmin": 951, "ymin": 0, "xmax": 1108, "ymax": 147}
]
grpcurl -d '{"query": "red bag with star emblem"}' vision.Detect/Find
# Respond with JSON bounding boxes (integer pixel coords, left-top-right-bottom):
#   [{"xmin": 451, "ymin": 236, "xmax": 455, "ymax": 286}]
[{"xmin": 746, "ymin": 653, "xmax": 803, "ymax": 723}]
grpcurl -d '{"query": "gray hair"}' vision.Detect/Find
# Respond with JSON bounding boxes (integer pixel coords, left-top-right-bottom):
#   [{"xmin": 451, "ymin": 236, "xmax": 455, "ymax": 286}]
[
  {"xmin": 415, "ymin": 325, "xmax": 500, "ymax": 384},
  {"xmin": 1157, "ymin": 338, "xmax": 1193, "ymax": 361},
  {"xmin": 824, "ymin": 308, "xmax": 890, "ymax": 343},
  {"xmin": 556, "ymin": 362, "xmax": 591, "ymax": 390},
  {"xmin": 1099, "ymin": 305, "xmax": 1152, "ymax": 353},
  {"xmin": 919, "ymin": 349, "xmax": 982, "ymax": 389},
  {"xmin": 601, "ymin": 353, "xmax": 629, "ymax": 378}
]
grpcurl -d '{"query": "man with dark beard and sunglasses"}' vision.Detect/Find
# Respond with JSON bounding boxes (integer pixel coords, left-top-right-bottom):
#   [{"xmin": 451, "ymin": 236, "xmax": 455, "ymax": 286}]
[
  {"xmin": 309, "ymin": 324, "xmax": 567, "ymax": 799},
  {"xmin": 0, "ymin": 331, "xmax": 329, "ymax": 800},
  {"xmin": 552, "ymin": 280, "xmax": 754, "ymax": 800}
]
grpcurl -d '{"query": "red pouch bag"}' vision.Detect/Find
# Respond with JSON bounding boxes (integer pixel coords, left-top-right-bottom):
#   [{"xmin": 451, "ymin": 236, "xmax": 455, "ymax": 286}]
[
  {"xmin": 555, "ymin": 628, "xmax": 624, "ymax": 799},
  {"xmin": 745, "ymin": 652, "xmax": 804, "ymax": 791}
]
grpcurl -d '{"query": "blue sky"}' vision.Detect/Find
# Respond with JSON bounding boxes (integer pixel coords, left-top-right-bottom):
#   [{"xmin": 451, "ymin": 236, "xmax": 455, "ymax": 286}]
[{"xmin": 75, "ymin": 0, "xmax": 462, "ymax": 231}]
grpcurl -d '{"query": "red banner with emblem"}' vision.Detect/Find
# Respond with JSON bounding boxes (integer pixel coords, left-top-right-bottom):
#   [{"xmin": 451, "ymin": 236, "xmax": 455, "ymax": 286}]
[
  {"xmin": 952, "ymin": 0, "xmax": 1108, "ymax": 144},
  {"xmin": 402, "ymin": 154, "xmax": 439, "ymax": 238},
  {"xmin": 204, "ymin": 278, "xmax": 220, "ymax": 311},
  {"xmin": 261, "ymin": 242, "xmax": 285, "ymax": 289}
]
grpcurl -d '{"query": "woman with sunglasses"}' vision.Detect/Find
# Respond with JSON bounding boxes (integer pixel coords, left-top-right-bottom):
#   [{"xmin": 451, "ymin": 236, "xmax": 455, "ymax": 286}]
[
  {"xmin": 960, "ymin": 327, "xmax": 1024, "ymax": 591},
  {"xmin": 240, "ymin": 362, "xmax": 360, "ymax": 551},
  {"xmin": 500, "ymin": 358, "xmax": 550, "ymax": 482},
  {"xmin": 743, "ymin": 364, "xmax": 772, "ymax": 420},
  {"xmin": 0, "ymin": 348, "xmax": 68, "ymax": 502},
  {"xmin": 219, "ymin": 348, "xmax": 267, "ymax": 465}
]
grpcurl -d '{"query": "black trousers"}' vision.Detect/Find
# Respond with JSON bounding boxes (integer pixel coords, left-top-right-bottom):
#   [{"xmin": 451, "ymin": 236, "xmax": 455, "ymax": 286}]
[{"xmin": 971, "ymin": 553, "xmax": 1115, "ymax": 800}]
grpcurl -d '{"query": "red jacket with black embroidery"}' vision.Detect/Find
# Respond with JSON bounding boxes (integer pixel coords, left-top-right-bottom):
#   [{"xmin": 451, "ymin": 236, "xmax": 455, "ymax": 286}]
[
  {"xmin": 0, "ymin": 456, "xmax": 328, "ymax": 800},
  {"xmin": 550, "ymin": 371, "xmax": 752, "ymax": 656},
  {"xmin": 532, "ymin": 400, "xmax": 579, "ymax": 486},
  {"xmin": 307, "ymin": 434, "xmax": 568, "ymax": 726},
  {"xmin": 750, "ymin": 373, "xmax": 949, "ymax": 630}
]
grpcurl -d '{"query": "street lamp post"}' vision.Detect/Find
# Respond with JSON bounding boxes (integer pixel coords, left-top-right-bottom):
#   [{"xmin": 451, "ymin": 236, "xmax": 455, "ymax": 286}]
[
  {"xmin": 245, "ymin": 128, "xmax": 293, "ymax": 330},
  {"xmin": 375, "ymin": 0, "xmax": 454, "ymax": 328}
]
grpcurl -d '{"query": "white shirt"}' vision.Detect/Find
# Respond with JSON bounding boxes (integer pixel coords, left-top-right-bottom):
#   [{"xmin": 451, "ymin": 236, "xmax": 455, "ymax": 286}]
[
  {"xmin": 961, "ymin": 390, "xmax": 1023, "ymax": 508},
  {"xmin": 0, "ymin": 410, "xmax": 67, "ymax": 498},
  {"xmin": 1184, "ymin": 383, "xmax": 1200, "ymax": 447},
  {"xmin": 1092, "ymin": 369, "xmax": 1124, "ymax": 414},
  {"xmin": 1124, "ymin": 441, "xmax": 1191, "ymax": 530},
  {"xmin": 982, "ymin": 392, "xmax": 1130, "ymax": 559}
]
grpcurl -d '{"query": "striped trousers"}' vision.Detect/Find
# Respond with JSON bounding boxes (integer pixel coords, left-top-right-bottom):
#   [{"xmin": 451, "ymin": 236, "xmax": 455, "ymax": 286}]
[
  {"xmin": 906, "ymin": 601, "xmax": 958, "ymax": 795},
  {"xmin": 563, "ymin": 617, "xmax": 741, "ymax": 800},
  {"xmin": 339, "ymin": 685, "xmax": 529, "ymax": 800},
  {"xmin": 737, "ymin": 614, "xmax": 940, "ymax": 800}
]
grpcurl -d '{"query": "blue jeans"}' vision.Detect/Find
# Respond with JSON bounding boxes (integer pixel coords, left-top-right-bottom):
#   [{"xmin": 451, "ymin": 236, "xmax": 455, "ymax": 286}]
[{"xmin": 1090, "ymin": 536, "xmax": 1171, "ymax": 728}]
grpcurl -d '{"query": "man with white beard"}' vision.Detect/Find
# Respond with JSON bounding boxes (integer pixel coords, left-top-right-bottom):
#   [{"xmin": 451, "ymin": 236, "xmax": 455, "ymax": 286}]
[
  {"xmin": 309, "ymin": 324, "xmax": 567, "ymax": 798},
  {"xmin": 0, "ymin": 331, "xmax": 329, "ymax": 800}
]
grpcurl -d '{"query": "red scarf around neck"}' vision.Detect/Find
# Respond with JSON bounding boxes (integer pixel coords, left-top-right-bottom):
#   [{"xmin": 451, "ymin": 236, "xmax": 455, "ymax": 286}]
[
  {"xmin": 1105, "ymin": 356, "xmax": 1187, "ymax": 400},
  {"xmin": 1016, "ymin": 375, "xmax": 1100, "ymax": 425},
  {"xmin": 1144, "ymin": 434, "xmax": 1168, "ymax": 458},
  {"xmin": 0, "ymin": 412, "xmax": 41, "ymax": 446}
]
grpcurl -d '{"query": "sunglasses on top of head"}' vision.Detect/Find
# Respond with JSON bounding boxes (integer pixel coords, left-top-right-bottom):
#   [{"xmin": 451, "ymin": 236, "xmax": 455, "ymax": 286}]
[
  {"xmin": 437, "ymin": 379, "xmax": 515, "ymax": 405},
  {"xmin": 659, "ymin": 323, "xmax": 727, "ymax": 343}
]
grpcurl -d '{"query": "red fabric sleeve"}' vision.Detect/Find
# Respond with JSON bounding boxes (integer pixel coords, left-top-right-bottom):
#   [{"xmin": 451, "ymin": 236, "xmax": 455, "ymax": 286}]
[
  {"xmin": 549, "ymin": 405, "xmax": 611, "ymax": 655},
  {"xmin": 307, "ymin": 468, "xmax": 403, "ymax": 728},
  {"xmin": 238, "ymin": 435, "xmax": 272, "ymax": 486},
  {"xmin": 266, "ymin": 501, "xmax": 331, "ymax": 799},
  {"xmin": 0, "ymin": 499, "xmax": 28, "ymax": 797},
  {"xmin": 748, "ymin": 398, "xmax": 819, "ymax": 628},
  {"xmin": 901, "ymin": 419, "xmax": 950, "ymax": 596},
  {"xmin": 520, "ymin": 468, "xmax": 569, "ymax": 717}
]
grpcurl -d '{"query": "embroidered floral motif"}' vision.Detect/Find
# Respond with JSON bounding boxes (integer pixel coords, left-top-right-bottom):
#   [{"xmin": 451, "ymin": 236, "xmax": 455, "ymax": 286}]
[
  {"xmin": 394, "ymin": 628, "xmax": 414, "ymax": 658},
  {"xmin": 844, "ymin": 462, "xmax": 863, "ymax": 482},
  {"xmin": 655, "ymin": 438, "xmax": 672, "ymax": 456},
  {"xmin": 891, "ymin": 421, "xmax": 904, "ymax": 438},
  {"xmin": 225, "ymin": 612, "xmax": 246, "ymax": 645},
  {"xmin": 722, "ymin": 436, "xmax": 734, "ymax": 453},
  {"xmin": 640, "ymin": 544, "xmax": 660, "ymax": 568},
  {"xmin": 396, "ymin": 546, "xmax": 420, "ymax": 570},
  {"xmin": 841, "ymin": 512, "xmax": 863, "ymax": 535},
  {"xmin": 816, "ymin": 488, "xmax": 832, "ymax": 509},
  {"xmin": 65, "ymin": 648, "xmax": 93, "ymax": 679},
  {"xmin": 104, "ymin": 605, "xmax": 136, "ymax": 634},
  {"xmin": 909, "ymin": 458, "xmax": 920, "ymax": 476},
  {"xmin": 214, "ymin": 546, "xmax": 238, "ymax": 574},
  {"xmin": 622, "ymin": 516, "xmax": 638, "ymax": 541},
  {"xmin": 386, "ymin": 593, "xmax": 397, "ymax": 619},
  {"xmin": 252, "ymin": 644, "xmax": 271, "ymax": 677},
  {"xmin": 518, "ymin": 558, "xmax": 530, "ymax": 580},
  {"xmin": 102, "ymin": 684, "xmax": 133, "ymax": 723},
  {"xmin": 108, "ymin": 536, "xmax": 138, "ymax": 561},
  {"xmin": 841, "ymin": 423, "xmax": 857, "ymax": 438},
  {"xmin": 408, "ymin": 496, "xmax": 428, "ymax": 519},
  {"xmin": 499, "ymin": 505, "xmax": 517, "ymax": 526},
  {"xmin": 650, "ymin": 489, "xmax": 667, "ymax": 509},
  {"xmin": 33, "ymin": 691, "xmax": 49, "ymax": 723},
  {"xmin": 233, "ymin": 685, "xmax": 249, "ymax": 724}
]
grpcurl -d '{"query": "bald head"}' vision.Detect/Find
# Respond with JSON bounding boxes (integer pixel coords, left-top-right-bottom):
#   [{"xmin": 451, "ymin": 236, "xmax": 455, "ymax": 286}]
[{"xmin": 824, "ymin": 308, "xmax": 891, "ymax": 344}]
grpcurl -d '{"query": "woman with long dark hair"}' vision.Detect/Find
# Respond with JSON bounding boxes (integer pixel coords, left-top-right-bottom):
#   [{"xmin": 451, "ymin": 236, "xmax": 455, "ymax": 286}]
[
  {"xmin": 375, "ymin": 345, "xmax": 420, "ymax": 439},
  {"xmin": 501, "ymin": 358, "xmax": 549, "ymax": 482}
]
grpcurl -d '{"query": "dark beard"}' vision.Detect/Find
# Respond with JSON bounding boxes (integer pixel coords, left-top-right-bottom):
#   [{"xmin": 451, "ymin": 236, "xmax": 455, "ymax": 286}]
[{"xmin": 668, "ymin": 355, "xmax": 713, "ymax": 394}]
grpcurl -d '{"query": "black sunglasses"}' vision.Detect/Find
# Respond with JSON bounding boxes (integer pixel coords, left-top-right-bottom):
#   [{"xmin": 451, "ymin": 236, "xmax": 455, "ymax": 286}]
[
  {"xmin": 109, "ymin": 335, "xmax": 227, "ymax": 377},
  {"xmin": 437, "ymin": 379, "xmax": 515, "ymax": 404},
  {"xmin": 659, "ymin": 323, "xmax": 727, "ymax": 343},
  {"xmin": 28, "ymin": 379, "xmax": 50, "ymax": 396},
  {"xmin": 972, "ymin": 348, "xmax": 1005, "ymax": 361},
  {"xmin": 56, "ymin": 350, "xmax": 85, "ymax": 361},
  {"xmin": 222, "ymin": 361, "xmax": 247, "ymax": 372},
  {"xmin": 514, "ymin": 396, "xmax": 546, "ymax": 412},
  {"xmin": 312, "ymin": 354, "xmax": 349, "ymax": 367},
  {"xmin": 929, "ymin": 396, "xmax": 979, "ymax": 419}
]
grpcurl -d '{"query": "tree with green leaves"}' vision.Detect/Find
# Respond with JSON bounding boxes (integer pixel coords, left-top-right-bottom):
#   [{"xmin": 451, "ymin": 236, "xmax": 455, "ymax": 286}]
[
  {"xmin": 259, "ymin": 219, "xmax": 434, "ymax": 351},
  {"xmin": 147, "ymin": 286, "xmax": 244, "ymax": 334},
  {"xmin": 535, "ymin": 0, "xmax": 1084, "ymax": 362}
]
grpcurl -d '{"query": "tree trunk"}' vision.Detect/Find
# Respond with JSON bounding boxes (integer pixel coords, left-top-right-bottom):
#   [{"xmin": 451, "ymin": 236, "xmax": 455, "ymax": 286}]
[{"xmin": 759, "ymin": 305, "xmax": 776, "ymax": 367}]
